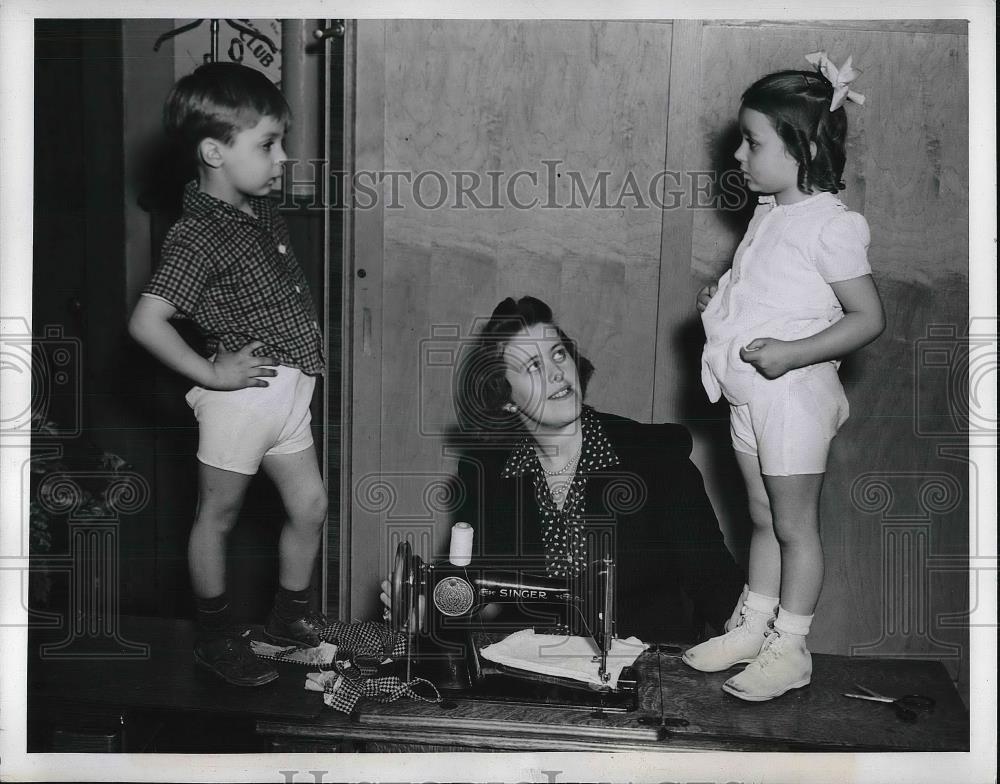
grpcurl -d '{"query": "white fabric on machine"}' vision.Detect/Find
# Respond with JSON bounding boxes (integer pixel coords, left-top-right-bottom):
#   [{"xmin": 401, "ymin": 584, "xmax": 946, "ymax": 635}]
[{"xmin": 478, "ymin": 628, "xmax": 645, "ymax": 689}]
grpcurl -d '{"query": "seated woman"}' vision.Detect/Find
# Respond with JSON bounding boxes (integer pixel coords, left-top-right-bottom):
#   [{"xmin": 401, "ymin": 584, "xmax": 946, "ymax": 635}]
[{"xmin": 439, "ymin": 295, "xmax": 746, "ymax": 644}]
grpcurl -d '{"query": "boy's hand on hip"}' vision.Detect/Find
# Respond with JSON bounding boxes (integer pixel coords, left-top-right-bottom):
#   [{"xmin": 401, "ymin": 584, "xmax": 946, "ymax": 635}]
[
  {"xmin": 696, "ymin": 283, "xmax": 718, "ymax": 313},
  {"xmin": 739, "ymin": 337, "xmax": 795, "ymax": 379},
  {"xmin": 208, "ymin": 342, "xmax": 278, "ymax": 390}
]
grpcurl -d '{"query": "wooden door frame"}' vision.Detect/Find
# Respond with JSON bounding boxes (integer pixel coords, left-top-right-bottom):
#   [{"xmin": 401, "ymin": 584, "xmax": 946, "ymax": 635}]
[{"xmin": 338, "ymin": 20, "xmax": 388, "ymax": 621}]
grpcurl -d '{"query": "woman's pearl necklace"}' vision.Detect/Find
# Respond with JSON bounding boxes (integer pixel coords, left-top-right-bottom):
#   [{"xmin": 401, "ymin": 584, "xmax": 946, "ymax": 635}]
[
  {"xmin": 539, "ymin": 443, "xmax": 582, "ymax": 477},
  {"xmin": 539, "ymin": 441, "xmax": 582, "ymax": 507},
  {"xmin": 548, "ymin": 479, "xmax": 572, "ymax": 503}
]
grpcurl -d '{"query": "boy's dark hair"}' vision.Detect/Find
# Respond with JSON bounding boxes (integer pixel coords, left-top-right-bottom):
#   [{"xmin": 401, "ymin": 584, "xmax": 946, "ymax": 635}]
[
  {"xmin": 163, "ymin": 62, "xmax": 291, "ymax": 165},
  {"xmin": 741, "ymin": 69, "xmax": 848, "ymax": 194},
  {"xmin": 455, "ymin": 296, "xmax": 595, "ymax": 440}
]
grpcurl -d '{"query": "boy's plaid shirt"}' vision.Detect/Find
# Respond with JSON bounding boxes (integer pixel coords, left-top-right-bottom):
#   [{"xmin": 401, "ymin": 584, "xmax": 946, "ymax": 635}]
[{"xmin": 144, "ymin": 182, "xmax": 325, "ymax": 375}]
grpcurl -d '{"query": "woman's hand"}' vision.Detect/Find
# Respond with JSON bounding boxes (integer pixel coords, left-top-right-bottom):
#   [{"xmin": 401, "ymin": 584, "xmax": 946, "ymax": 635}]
[
  {"xmin": 739, "ymin": 337, "xmax": 797, "ymax": 379},
  {"xmin": 379, "ymin": 578, "xmax": 426, "ymax": 631},
  {"xmin": 696, "ymin": 283, "xmax": 718, "ymax": 313}
]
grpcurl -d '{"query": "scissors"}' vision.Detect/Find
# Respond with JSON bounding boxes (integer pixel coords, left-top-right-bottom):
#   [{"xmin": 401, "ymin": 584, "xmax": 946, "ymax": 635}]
[{"xmin": 842, "ymin": 684, "xmax": 936, "ymax": 722}]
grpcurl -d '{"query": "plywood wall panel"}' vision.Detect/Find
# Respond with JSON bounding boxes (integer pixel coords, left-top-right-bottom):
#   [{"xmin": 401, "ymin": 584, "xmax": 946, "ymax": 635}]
[
  {"xmin": 368, "ymin": 20, "xmax": 675, "ymax": 569},
  {"xmin": 379, "ymin": 19, "xmax": 673, "ymax": 474},
  {"xmin": 688, "ymin": 25, "xmax": 967, "ymax": 284}
]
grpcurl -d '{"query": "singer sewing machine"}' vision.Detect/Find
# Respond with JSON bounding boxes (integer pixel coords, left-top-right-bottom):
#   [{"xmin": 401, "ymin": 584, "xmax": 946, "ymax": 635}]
[{"xmin": 388, "ymin": 541, "xmax": 639, "ymax": 710}]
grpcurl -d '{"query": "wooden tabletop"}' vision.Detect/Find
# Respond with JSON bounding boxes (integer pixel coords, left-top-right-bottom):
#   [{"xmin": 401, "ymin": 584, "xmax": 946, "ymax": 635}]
[
  {"xmin": 27, "ymin": 616, "xmax": 967, "ymax": 752},
  {"xmin": 260, "ymin": 648, "xmax": 968, "ymax": 752},
  {"xmin": 30, "ymin": 615, "xmax": 325, "ymax": 722}
]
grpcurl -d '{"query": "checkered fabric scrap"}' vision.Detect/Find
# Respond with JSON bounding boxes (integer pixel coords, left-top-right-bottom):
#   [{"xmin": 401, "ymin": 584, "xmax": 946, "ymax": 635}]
[{"xmin": 316, "ymin": 620, "xmax": 441, "ymax": 714}]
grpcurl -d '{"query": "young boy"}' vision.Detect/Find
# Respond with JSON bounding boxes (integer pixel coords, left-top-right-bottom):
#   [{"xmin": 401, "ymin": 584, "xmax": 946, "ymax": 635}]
[{"xmin": 129, "ymin": 63, "xmax": 328, "ymax": 687}]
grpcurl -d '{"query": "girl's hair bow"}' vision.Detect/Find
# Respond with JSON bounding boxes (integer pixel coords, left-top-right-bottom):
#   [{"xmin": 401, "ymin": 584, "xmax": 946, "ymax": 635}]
[{"xmin": 805, "ymin": 51, "xmax": 866, "ymax": 111}]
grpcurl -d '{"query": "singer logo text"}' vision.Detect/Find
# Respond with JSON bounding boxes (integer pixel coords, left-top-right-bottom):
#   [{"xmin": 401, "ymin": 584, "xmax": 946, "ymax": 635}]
[{"xmin": 498, "ymin": 588, "xmax": 548, "ymax": 599}]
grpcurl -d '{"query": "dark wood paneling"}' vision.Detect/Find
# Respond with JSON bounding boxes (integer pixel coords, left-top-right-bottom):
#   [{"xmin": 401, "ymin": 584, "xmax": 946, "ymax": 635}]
[{"xmin": 32, "ymin": 20, "xmax": 158, "ymax": 613}]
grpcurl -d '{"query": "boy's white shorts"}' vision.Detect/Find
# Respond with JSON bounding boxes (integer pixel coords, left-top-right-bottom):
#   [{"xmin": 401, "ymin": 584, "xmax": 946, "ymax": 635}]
[
  {"xmin": 729, "ymin": 362, "xmax": 849, "ymax": 477},
  {"xmin": 185, "ymin": 365, "xmax": 316, "ymax": 475}
]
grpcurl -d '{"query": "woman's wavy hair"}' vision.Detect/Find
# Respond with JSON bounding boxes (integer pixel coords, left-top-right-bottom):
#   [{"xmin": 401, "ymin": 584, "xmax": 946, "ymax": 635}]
[
  {"xmin": 455, "ymin": 296, "xmax": 595, "ymax": 441},
  {"xmin": 741, "ymin": 69, "xmax": 849, "ymax": 194}
]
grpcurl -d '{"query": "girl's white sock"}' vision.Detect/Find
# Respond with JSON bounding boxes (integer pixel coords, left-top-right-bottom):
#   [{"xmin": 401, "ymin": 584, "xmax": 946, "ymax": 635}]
[
  {"xmin": 773, "ymin": 606, "xmax": 814, "ymax": 637},
  {"xmin": 745, "ymin": 589, "xmax": 779, "ymax": 614}
]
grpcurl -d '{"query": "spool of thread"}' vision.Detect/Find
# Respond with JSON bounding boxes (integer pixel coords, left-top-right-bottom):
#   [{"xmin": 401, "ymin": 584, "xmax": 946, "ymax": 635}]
[{"xmin": 448, "ymin": 522, "xmax": 474, "ymax": 566}]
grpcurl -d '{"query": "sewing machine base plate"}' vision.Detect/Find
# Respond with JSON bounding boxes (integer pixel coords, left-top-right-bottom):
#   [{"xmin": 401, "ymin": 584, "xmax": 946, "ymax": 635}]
[
  {"xmin": 437, "ymin": 666, "xmax": 638, "ymax": 712},
  {"xmin": 403, "ymin": 628, "xmax": 639, "ymax": 711}
]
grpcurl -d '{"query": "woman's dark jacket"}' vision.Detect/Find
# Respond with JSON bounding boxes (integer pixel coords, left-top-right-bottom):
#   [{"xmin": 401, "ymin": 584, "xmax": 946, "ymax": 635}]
[{"xmin": 453, "ymin": 409, "xmax": 745, "ymax": 644}]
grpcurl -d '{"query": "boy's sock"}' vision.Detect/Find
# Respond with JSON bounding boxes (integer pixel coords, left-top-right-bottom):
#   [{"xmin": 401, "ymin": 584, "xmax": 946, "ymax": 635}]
[
  {"xmin": 195, "ymin": 592, "xmax": 234, "ymax": 639},
  {"xmin": 266, "ymin": 586, "xmax": 326, "ymax": 648},
  {"xmin": 273, "ymin": 585, "xmax": 313, "ymax": 622}
]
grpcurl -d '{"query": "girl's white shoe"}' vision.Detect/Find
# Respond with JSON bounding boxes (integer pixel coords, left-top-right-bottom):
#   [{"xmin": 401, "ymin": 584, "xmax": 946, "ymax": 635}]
[
  {"xmin": 682, "ymin": 603, "xmax": 773, "ymax": 672},
  {"xmin": 724, "ymin": 584, "xmax": 750, "ymax": 632},
  {"xmin": 721, "ymin": 628, "xmax": 812, "ymax": 701}
]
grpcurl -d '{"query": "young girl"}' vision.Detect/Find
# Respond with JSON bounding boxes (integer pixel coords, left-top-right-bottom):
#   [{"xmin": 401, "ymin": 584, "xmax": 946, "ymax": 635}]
[{"xmin": 682, "ymin": 53, "xmax": 885, "ymax": 701}]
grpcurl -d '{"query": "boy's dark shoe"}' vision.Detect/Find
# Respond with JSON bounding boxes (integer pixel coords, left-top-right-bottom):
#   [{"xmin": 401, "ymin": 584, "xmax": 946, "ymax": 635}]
[
  {"xmin": 264, "ymin": 609, "xmax": 329, "ymax": 648},
  {"xmin": 194, "ymin": 629, "xmax": 279, "ymax": 687}
]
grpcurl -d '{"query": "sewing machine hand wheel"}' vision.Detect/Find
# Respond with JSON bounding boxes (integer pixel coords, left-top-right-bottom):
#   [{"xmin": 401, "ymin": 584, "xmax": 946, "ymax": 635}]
[{"xmin": 390, "ymin": 540, "xmax": 419, "ymax": 633}]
